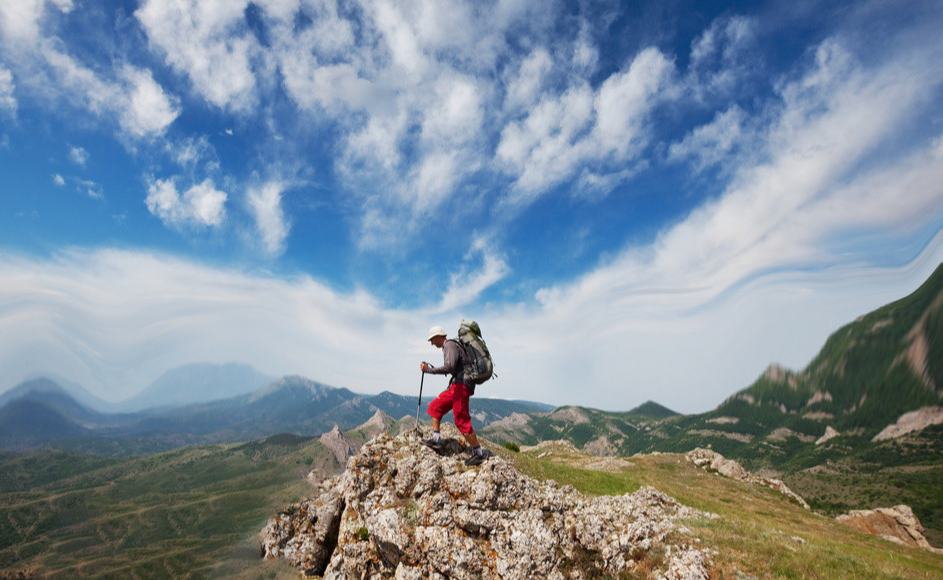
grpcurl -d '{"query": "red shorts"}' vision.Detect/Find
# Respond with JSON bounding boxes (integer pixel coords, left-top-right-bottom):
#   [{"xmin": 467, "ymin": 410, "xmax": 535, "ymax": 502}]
[{"xmin": 427, "ymin": 383, "xmax": 474, "ymax": 435}]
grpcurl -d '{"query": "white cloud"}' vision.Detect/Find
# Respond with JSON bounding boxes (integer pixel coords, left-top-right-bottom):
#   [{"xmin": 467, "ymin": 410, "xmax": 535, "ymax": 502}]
[
  {"xmin": 145, "ymin": 177, "xmax": 227, "ymax": 227},
  {"xmin": 247, "ymin": 181, "xmax": 290, "ymax": 256},
  {"xmin": 77, "ymin": 178, "xmax": 104, "ymax": 200},
  {"xmin": 52, "ymin": 173, "xmax": 65, "ymax": 186},
  {"xmin": 168, "ymin": 135, "xmax": 216, "ymax": 168},
  {"xmin": 68, "ymin": 145, "xmax": 88, "ymax": 166},
  {"xmin": 687, "ymin": 15, "xmax": 758, "ymax": 100},
  {"xmin": 119, "ymin": 66, "xmax": 180, "ymax": 137},
  {"xmin": 431, "ymin": 236, "xmax": 510, "ymax": 314},
  {"xmin": 504, "ymin": 48, "xmax": 553, "ymax": 112},
  {"xmin": 0, "ymin": 247, "xmax": 424, "ymax": 401},
  {"xmin": 255, "ymin": 0, "xmax": 549, "ymax": 248},
  {"xmin": 0, "ymin": 65, "xmax": 15, "ymax": 114},
  {"xmin": 39, "ymin": 48, "xmax": 178, "ymax": 138},
  {"xmin": 668, "ymin": 105, "xmax": 748, "ymax": 172},
  {"xmin": 135, "ymin": 0, "xmax": 257, "ymax": 113},
  {"xmin": 497, "ymin": 47, "xmax": 675, "ymax": 201},
  {"xmin": 0, "ymin": 0, "xmax": 72, "ymax": 44},
  {"xmin": 593, "ymin": 48, "xmax": 675, "ymax": 157},
  {"xmin": 421, "ymin": 73, "xmax": 483, "ymax": 147}
]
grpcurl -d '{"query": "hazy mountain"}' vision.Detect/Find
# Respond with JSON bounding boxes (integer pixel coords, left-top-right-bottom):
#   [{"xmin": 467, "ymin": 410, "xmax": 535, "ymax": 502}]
[
  {"xmin": 0, "ymin": 376, "xmax": 116, "ymax": 414},
  {"xmin": 0, "ymin": 374, "xmax": 556, "ymax": 456},
  {"xmin": 0, "ymin": 398, "xmax": 90, "ymax": 450},
  {"xmin": 118, "ymin": 362, "xmax": 273, "ymax": 411}
]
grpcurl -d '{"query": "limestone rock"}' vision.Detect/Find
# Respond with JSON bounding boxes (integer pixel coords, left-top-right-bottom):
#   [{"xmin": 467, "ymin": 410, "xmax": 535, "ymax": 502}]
[
  {"xmin": 837, "ymin": 505, "xmax": 943, "ymax": 553},
  {"xmin": 320, "ymin": 425, "xmax": 358, "ymax": 465},
  {"xmin": 263, "ymin": 425, "xmax": 714, "ymax": 579},
  {"xmin": 872, "ymin": 406, "xmax": 943, "ymax": 441},
  {"xmin": 260, "ymin": 484, "xmax": 345, "ymax": 576},
  {"xmin": 686, "ymin": 448, "xmax": 810, "ymax": 510},
  {"xmin": 815, "ymin": 426, "xmax": 840, "ymax": 445},
  {"xmin": 357, "ymin": 409, "xmax": 396, "ymax": 438}
]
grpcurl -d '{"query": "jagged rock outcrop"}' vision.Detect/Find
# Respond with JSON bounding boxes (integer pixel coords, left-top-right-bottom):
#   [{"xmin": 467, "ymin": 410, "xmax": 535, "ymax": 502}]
[
  {"xmin": 262, "ymin": 426, "xmax": 715, "ymax": 579},
  {"xmin": 356, "ymin": 409, "xmax": 396, "ymax": 439},
  {"xmin": 815, "ymin": 426, "xmax": 840, "ymax": 445},
  {"xmin": 686, "ymin": 448, "xmax": 810, "ymax": 510},
  {"xmin": 837, "ymin": 505, "xmax": 943, "ymax": 554},
  {"xmin": 320, "ymin": 425, "xmax": 357, "ymax": 465},
  {"xmin": 871, "ymin": 406, "xmax": 943, "ymax": 441}
]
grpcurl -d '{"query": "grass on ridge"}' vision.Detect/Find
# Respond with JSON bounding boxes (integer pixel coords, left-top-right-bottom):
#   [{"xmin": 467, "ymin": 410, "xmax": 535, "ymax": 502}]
[{"xmin": 500, "ymin": 444, "xmax": 943, "ymax": 580}]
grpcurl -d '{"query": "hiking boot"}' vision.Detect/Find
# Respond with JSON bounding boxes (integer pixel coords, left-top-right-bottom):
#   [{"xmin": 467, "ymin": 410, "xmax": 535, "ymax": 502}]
[
  {"xmin": 464, "ymin": 452, "xmax": 485, "ymax": 466},
  {"xmin": 421, "ymin": 438, "xmax": 443, "ymax": 450}
]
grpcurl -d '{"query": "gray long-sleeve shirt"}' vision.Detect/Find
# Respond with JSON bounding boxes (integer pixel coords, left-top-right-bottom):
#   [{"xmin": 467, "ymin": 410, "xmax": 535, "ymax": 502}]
[{"xmin": 428, "ymin": 339, "xmax": 474, "ymax": 395}]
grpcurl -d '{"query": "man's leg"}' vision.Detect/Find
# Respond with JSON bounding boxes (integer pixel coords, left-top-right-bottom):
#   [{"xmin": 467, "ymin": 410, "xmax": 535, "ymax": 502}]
[
  {"xmin": 464, "ymin": 430, "xmax": 479, "ymax": 448},
  {"xmin": 451, "ymin": 384, "xmax": 484, "ymax": 462},
  {"xmin": 424, "ymin": 389, "xmax": 454, "ymax": 447}
]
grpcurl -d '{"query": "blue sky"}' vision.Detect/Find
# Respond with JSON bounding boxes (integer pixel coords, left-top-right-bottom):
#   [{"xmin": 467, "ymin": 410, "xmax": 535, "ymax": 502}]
[{"xmin": 1, "ymin": 0, "xmax": 943, "ymax": 413}]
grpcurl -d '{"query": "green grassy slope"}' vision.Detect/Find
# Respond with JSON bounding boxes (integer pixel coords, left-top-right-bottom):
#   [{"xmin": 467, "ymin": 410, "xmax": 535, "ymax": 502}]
[
  {"xmin": 500, "ymin": 444, "xmax": 943, "ymax": 580},
  {"xmin": 0, "ymin": 434, "xmax": 341, "ymax": 580}
]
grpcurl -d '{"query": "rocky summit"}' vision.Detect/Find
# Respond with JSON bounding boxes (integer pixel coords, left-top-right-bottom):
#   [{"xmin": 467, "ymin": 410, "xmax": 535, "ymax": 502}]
[{"xmin": 261, "ymin": 426, "xmax": 714, "ymax": 579}]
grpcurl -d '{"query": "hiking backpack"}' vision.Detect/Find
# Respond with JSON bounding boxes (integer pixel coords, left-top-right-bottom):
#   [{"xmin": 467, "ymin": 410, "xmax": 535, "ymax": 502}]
[{"xmin": 456, "ymin": 319, "xmax": 495, "ymax": 385}]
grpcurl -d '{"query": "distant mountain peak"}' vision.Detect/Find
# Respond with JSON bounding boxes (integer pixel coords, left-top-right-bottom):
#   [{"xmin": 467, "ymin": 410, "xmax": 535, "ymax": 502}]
[
  {"xmin": 356, "ymin": 409, "xmax": 394, "ymax": 434},
  {"xmin": 122, "ymin": 362, "xmax": 273, "ymax": 411}
]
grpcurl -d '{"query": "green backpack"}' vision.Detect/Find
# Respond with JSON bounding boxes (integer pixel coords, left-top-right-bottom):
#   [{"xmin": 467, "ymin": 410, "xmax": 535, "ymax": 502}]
[{"xmin": 457, "ymin": 320, "xmax": 495, "ymax": 385}]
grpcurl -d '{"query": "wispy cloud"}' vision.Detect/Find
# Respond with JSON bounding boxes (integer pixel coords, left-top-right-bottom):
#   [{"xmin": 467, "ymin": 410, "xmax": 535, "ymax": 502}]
[
  {"xmin": 40, "ymin": 48, "xmax": 179, "ymax": 138},
  {"xmin": 68, "ymin": 145, "xmax": 88, "ymax": 166},
  {"xmin": 667, "ymin": 105, "xmax": 750, "ymax": 173},
  {"xmin": 0, "ymin": 248, "xmax": 420, "ymax": 400},
  {"xmin": 0, "ymin": 65, "xmax": 14, "ymax": 114},
  {"xmin": 76, "ymin": 178, "xmax": 104, "ymax": 201},
  {"xmin": 247, "ymin": 181, "xmax": 290, "ymax": 256},
  {"xmin": 687, "ymin": 15, "xmax": 760, "ymax": 102},
  {"xmin": 430, "ymin": 236, "xmax": 510, "ymax": 315}
]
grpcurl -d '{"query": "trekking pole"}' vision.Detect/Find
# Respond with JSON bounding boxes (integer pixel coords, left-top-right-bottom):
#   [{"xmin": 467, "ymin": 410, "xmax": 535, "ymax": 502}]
[{"xmin": 415, "ymin": 367, "xmax": 425, "ymax": 431}]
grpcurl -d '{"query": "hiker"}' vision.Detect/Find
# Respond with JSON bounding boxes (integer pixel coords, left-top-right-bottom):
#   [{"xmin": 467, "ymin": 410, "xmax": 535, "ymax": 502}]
[{"xmin": 421, "ymin": 325, "xmax": 486, "ymax": 466}]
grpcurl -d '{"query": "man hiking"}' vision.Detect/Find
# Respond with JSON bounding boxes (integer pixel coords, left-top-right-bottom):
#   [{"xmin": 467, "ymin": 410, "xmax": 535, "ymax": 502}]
[{"xmin": 421, "ymin": 325, "xmax": 486, "ymax": 466}]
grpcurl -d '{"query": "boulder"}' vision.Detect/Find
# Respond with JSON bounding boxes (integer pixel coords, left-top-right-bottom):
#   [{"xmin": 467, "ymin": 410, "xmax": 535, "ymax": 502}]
[
  {"xmin": 263, "ymin": 425, "xmax": 714, "ymax": 579},
  {"xmin": 837, "ymin": 505, "xmax": 943, "ymax": 553}
]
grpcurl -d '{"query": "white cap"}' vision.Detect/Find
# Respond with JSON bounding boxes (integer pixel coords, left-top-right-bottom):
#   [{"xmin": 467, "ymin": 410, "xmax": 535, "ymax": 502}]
[{"xmin": 427, "ymin": 325, "xmax": 447, "ymax": 341}]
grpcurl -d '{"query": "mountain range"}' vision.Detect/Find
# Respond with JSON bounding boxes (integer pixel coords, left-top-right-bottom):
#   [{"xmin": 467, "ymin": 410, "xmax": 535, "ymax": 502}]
[
  {"xmin": 483, "ymin": 263, "xmax": 943, "ymax": 462},
  {"xmin": 0, "ymin": 370, "xmax": 554, "ymax": 456}
]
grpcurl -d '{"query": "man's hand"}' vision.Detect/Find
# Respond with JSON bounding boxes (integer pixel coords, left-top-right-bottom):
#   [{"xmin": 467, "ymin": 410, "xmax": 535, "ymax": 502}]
[{"xmin": 421, "ymin": 362, "xmax": 431, "ymax": 373}]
